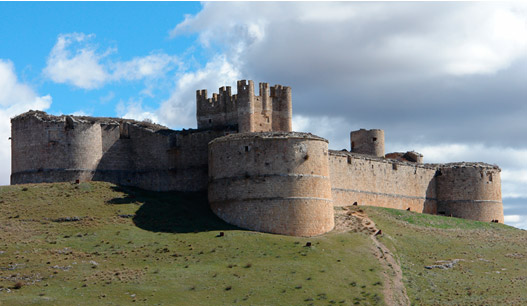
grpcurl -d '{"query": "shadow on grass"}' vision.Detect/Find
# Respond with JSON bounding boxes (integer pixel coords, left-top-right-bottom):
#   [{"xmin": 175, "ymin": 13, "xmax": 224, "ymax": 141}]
[{"xmin": 107, "ymin": 185, "xmax": 238, "ymax": 233}]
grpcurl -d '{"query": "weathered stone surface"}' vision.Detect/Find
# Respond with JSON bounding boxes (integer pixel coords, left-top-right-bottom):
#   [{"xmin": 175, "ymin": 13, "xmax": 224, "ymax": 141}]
[
  {"xmin": 208, "ymin": 132, "xmax": 334, "ymax": 237},
  {"xmin": 10, "ymin": 80, "xmax": 505, "ymax": 236}
]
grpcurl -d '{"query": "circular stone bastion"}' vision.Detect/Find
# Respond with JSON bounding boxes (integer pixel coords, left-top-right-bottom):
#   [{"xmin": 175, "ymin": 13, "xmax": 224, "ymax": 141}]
[{"xmin": 208, "ymin": 132, "xmax": 334, "ymax": 236}]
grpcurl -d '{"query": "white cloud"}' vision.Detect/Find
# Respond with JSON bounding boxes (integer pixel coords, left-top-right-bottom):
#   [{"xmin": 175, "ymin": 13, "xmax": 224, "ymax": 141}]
[
  {"xmin": 171, "ymin": 2, "xmax": 527, "ymax": 83},
  {"xmin": 43, "ymin": 33, "xmax": 110, "ymax": 89},
  {"xmin": 505, "ymin": 214, "xmax": 522, "ymax": 223},
  {"xmin": 111, "ymin": 53, "xmax": 178, "ymax": 81},
  {"xmin": 155, "ymin": 54, "xmax": 241, "ymax": 129},
  {"xmin": 0, "ymin": 59, "xmax": 52, "ymax": 185},
  {"xmin": 43, "ymin": 33, "xmax": 178, "ymax": 90},
  {"xmin": 116, "ymin": 99, "xmax": 160, "ymax": 124},
  {"xmin": 385, "ymin": 142, "xmax": 527, "ymax": 199},
  {"xmin": 71, "ymin": 110, "xmax": 90, "ymax": 116},
  {"xmin": 504, "ymin": 214, "xmax": 527, "ymax": 230},
  {"xmin": 293, "ymin": 114, "xmax": 353, "ymax": 151}
]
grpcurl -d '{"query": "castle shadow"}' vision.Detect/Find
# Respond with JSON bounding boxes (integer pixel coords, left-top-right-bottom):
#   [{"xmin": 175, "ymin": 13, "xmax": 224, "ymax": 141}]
[{"xmin": 107, "ymin": 185, "xmax": 238, "ymax": 233}]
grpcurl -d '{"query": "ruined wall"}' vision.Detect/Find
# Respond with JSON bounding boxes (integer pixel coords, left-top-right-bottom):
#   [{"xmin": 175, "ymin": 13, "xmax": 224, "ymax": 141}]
[
  {"xmin": 11, "ymin": 111, "xmax": 233, "ymax": 192},
  {"xmin": 208, "ymin": 132, "xmax": 334, "ymax": 236},
  {"xmin": 436, "ymin": 164, "xmax": 503, "ymax": 222},
  {"xmin": 196, "ymin": 80, "xmax": 292, "ymax": 133},
  {"xmin": 11, "ymin": 114, "xmax": 103, "ymax": 184},
  {"xmin": 92, "ymin": 125, "xmax": 231, "ymax": 192},
  {"xmin": 350, "ymin": 129, "xmax": 385, "ymax": 157},
  {"xmin": 329, "ymin": 151, "xmax": 438, "ymax": 213}
]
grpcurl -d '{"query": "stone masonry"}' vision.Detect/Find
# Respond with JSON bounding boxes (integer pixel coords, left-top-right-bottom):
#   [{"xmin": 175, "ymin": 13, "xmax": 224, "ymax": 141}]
[{"xmin": 10, "ymin": 80, "xmax": 504, "ymax": 236}]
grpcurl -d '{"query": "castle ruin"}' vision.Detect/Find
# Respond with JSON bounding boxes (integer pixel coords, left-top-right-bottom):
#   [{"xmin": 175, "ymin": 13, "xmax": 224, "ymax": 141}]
[{"xmin": 10, "ymin": 80, "xmax": 504, "ymax": 236}]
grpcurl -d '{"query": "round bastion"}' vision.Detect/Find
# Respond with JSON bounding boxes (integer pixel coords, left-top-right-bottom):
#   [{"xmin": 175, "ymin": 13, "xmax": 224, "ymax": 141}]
[
  {"xmin": 208, "ymin": 132, "xmax": 334, "ymax": 236},
  {"xmin": 436, "ymin": 163, "xmax": 503, "ymax": 223}
]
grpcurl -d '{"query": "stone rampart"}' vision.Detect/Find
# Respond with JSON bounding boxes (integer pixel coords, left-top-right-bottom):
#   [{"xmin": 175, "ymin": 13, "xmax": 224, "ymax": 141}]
[
  {"xmin": 10, "ymin": 80, "xmax": 506, "ymax": 236},
  {"xmin": 436, "ymin": 163, "xmax": 503, "ymax": 222},
  {"xmin": 208, "ymin": 132, "xmax": 334, "ymax": 236},
  {"xmin": 11, "ymin": 111, "xmax": 233, "ymax": 192},
  {"xmin": 11, "ymin": 114, "xmax": 103, "ymax": 184},
  {"xmin": 329, "ymin": 150, "xmax": 438, "ymax": 213}
]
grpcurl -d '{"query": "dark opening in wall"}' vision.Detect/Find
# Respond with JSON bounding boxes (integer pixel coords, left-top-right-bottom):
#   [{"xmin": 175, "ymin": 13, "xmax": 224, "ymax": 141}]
[
  {"xmin": 119, "ymin": 123, "xmax": 130, "ymax": 139},
  {"xmin": 372, "ymin": 137, "xmax": 377, "ymax": 142},
  {"xmin": 64, "ymin": 116, "xmax": 74, "ymax": 130},
  {"xmin": 487, "ymin": 173, "xmax": 493, "ymax": 182},
  {"xmin": 347, "ymin": 156, "xmax": 352, "ymax": 164},
  {"xmin": 245, "ymin": 146, "xmax": 250, "ymax": 152},
  {"xmin": 392, "ymin": 163, "xmax": 398, "ymax": 170},
  {"xmin": 208, "ymin": 119, "xmax": 212, "ymax": 124}
]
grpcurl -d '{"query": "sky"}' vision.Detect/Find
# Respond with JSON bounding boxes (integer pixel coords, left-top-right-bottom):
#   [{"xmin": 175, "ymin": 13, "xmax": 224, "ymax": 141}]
[{"xmin": 0, "ymin": 2, "xmax": 526, "ymax": 228}]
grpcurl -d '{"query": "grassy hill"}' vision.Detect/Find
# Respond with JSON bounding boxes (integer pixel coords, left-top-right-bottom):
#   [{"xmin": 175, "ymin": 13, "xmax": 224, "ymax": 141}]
[{"xmin": 0, "ymin": 182, "xmax": 525, "ymax": 305}]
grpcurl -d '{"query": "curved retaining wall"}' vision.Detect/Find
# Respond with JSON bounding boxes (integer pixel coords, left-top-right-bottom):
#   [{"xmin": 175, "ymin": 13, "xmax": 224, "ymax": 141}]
[
  {"xmin": 208, "ymin": 132, "xmax": 334, "ymax": 236},
  {"xmin": 436, "ymin": 164, "xmax": 503, "ymax": 222}
]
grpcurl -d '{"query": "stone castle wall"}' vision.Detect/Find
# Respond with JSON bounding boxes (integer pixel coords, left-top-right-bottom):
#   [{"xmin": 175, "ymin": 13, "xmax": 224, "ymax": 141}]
[
  {"xmin": 10, "ymin": 80, "xmax": 505, "ymax": 236},
  {"xmin": 11, "ymin": 115, "xmax": 103, "ymax": 183},
  {"xmin": 436, "ymin": 164, "xmax": 503, "ymax": 222},
  {"xmin": 11, "ymin": 111, "xmax": 233, "ymax": 192},
  {"xmin": 329, "ymin": 150, "xmax": 438, "ymax": 213},
  {"xmin": 208, "ymin": 132, "xmax": 334, "ymax": 236}
]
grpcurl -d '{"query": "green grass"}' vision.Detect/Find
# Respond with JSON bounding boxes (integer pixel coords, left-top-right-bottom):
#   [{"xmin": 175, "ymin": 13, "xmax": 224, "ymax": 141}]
[
  {"xmin": 365, "ymin": 207, "xmax": 527, "ymax": 305},
  {"xmin": 0, "ymin": 182, "xmax": 383, "ymax": 305},
  {"xmin": 3, "ymin": 182, "xmax": 527, "ymax": 305}
]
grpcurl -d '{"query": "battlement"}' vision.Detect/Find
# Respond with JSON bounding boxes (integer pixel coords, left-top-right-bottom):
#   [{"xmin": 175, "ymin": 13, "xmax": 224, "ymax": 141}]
[{"xmin": 196, "ymin": 80, "xmax": 292, "ymax": 132}]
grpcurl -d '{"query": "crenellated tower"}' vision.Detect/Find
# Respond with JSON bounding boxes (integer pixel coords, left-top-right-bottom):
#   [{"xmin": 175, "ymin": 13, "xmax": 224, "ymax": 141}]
[{"xmin": 196, "ymin": 80, "xmax": 292, "ymax": 133}]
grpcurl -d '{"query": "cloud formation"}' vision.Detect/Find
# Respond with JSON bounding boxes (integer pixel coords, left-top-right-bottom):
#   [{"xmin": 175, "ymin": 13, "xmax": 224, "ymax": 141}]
[
  {"xmin": 0, "ymin": 59, "xmax": 52, "ymax": 185},
  {"xmin": 44, "ymin": 33, "xmax": 178, "ymax": 90},
  {"xmin": 169, "ymin": 2, "xmax": 527, "ymax": 146},
  {"xmin": 167, "ymin": 2, "xmax": 527, "ymax": 227}
]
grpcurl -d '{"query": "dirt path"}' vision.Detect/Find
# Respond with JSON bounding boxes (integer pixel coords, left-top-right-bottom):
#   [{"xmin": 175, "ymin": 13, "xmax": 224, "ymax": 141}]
[{"xmin": 334, "ymin": 207, "xmax": 410, "ymax": 306}]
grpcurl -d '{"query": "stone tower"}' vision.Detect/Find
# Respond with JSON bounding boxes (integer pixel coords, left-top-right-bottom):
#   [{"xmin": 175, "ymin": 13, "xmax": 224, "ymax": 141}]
[
  {"xmin": 350, "ymin": 129, "xmax": 385, "ymax": 157},
  {"xmin": 196, "ymin": 80, "xmax": 292, "ymax": 133}
]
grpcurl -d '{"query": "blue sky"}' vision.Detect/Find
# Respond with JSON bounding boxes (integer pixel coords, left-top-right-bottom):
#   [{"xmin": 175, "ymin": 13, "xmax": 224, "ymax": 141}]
[
  {"xmin": 0, "ymin": 2, "xmax": 202, "ymax": 117},
  {"xmin": 1, "ymin": 2, "xmax": 526, "ymax": 228}
]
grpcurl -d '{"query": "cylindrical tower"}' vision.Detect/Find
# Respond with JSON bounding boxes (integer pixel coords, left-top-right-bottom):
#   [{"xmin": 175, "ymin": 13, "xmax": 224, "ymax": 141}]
[
  {"xmin": 350, "ymin": 129, "xmax": 385, "ymax": 157},
  {"xmin": 208, "ymin": 132, "xmax": 334, "ymax": 236},
  {"xmin": 11, "ymin": 113, "xmax": 102, "ymax": 184},
  {"xmin": 436, "ymin": 163, "xmax": 503, "ymax": 222}
]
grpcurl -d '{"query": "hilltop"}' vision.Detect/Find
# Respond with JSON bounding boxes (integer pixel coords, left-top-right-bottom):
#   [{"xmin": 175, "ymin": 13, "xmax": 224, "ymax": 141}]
[{"xmin": 0, "ymin": 182, "xmax": 525, "ymax": 305}]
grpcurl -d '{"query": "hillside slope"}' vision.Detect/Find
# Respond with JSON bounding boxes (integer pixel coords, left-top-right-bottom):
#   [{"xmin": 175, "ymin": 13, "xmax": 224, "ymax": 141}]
[
  {"xmin": 0, "ymin": 182, "xmax": 525, "ymax": 305},
  {"xmin": 0, "ymin": 182, "xmax": 383, "ymax": 305}
]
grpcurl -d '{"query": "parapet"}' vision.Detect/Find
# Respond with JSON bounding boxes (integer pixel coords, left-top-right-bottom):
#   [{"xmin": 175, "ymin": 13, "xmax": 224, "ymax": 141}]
[
  {"xmin": 196, "ymin": 80, "xmax": 292, "ymax": 133},
  {"xmin": 12, "ymin": 110, "xmax": 170, "ymax": 133}
]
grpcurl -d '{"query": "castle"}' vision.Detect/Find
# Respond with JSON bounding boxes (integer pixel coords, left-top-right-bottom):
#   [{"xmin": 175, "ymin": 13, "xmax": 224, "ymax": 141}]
[{"xmin": 10, "ymin": 80, "xmax": 504, "ymax": 236}]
